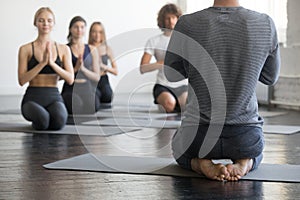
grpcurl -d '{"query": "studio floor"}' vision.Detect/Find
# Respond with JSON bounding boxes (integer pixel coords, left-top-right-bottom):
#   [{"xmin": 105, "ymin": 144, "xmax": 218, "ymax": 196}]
[{"xmin": 0, "ymin": 93, "xmax": 300, "ymax": 200}]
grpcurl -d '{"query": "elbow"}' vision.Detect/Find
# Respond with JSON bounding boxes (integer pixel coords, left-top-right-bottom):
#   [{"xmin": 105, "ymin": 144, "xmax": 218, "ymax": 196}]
[
  {"xmin": 18, "ymin": 81, "xmax": 25, "ymax": 87},
  {"xmin": 18, "ymin": 78, "xmax": 26, "ymax": 86},
  {"xmin": 139, "ymin": 66, "xmax": 145, "ymax": 74},
  {"xmin": 114, "ymin": 69, "xmax": 118, "ymax": 76},
  {"xmin": 66, "ymin": 74, "xmax": 74, "ymax": 85},
  {"xmin": 259, "ymin": 75, "xmax": 279, "ymax": 86},
  {"xmin": 67, "ymin": 79, "xmax": 74, "ymax": 85},
  {"xmin": 95, "ymin": 74, "xmax": 101, "ymax": 82}
]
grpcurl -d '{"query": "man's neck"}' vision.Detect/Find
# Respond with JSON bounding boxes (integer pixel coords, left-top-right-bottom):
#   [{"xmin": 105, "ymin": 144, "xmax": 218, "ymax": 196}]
[{"xmin": 213, "ymin": 0, "xmax": 240, "ymax": 7}]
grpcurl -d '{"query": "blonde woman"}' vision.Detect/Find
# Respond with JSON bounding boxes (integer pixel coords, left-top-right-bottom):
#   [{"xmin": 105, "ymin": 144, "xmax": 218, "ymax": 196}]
[
  {"xmin": 61, "ymin": 16, "xmax": 101, "ymax": 114},
  {"xmin": 18, "ymin": 7, "xmax": 74, "ymax": 130},
  {"xmin": 88, "ymin": 22, "xmax": 117, "ymax": 108}
]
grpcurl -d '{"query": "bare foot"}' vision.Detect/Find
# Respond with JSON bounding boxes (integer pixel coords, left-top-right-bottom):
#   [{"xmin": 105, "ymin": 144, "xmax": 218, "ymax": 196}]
[
  {"xmin": 191, "ymin": 158, "xmax": 229, "ymax": 181},
  {"xmin": 226, "ymin": 159, "xmax": 253, "ymax": 181}
]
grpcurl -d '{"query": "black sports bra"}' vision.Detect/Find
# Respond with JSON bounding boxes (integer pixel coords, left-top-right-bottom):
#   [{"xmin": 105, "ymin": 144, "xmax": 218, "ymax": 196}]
[{"xmin": 27, "ymin": 42, "xmax": 62, "ymax": 74}]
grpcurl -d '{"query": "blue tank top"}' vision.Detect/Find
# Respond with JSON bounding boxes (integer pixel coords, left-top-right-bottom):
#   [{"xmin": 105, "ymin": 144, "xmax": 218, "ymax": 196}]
[
  {"xmin": 27, "ymin": 42, "xmax": 62, "ymax": 74},
  {"xmin": 68, "ymin": 44, "xmax": 93, "ymax": 79}
]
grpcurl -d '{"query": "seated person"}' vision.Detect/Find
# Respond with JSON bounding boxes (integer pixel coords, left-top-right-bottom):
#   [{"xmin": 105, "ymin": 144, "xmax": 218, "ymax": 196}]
[
  {"xmin": 18, "ymin": 7, "xmax": 74, "ymax": 130},
  {"xmin": 140, "ymin": 3, "xmax": 188, "ymax": 113},
  {"xmin": 61, "ymin": 16, "xmax": 101, "ymax": 114},
  {"xmin": 88, "ymin": 22, "xmax": 118, "ymax": 109},
  {"xmin": 165, "ymin": 0, "xmax": 280, "ymax": 181}
]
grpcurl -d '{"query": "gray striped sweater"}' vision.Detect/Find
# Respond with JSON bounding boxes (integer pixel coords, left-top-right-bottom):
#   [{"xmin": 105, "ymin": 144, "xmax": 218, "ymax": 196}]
[{"xmin": 165, "ymin": 6, "xmax": 280, "ymax": 126}]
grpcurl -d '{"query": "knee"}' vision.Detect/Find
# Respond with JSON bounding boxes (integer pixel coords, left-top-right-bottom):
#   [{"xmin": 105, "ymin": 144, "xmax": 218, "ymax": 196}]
[
  {"xmin": 21, "ymin": 101, "xmax": 36, "ymax": 120},
  {"xmin": 161, "ymin": 98, "xmax": 176, "ymax": 113},
  {"xmin": 51, "ymin": 112, "xmax": 67, "ymax": 130},
  {"xmin": 22, "ymin": 102, "xmax": 50, "ymax": 130},
  {"xmin": 50, "ymin": 120, "xmax": 66, "ymax": 130},
  {"xmin": 31, "ymin": 113, "xmax": 50, "ymax": 130},
  {"xmin": 48, "ymin": 102, "xmax": 68, "ymax": 130}
]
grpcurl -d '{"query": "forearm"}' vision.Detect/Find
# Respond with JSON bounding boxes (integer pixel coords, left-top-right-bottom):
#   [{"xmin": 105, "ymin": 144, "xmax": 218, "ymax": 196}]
[
  {"xmin": 81, "ymin": 66, "xmax": 100, "ymax": 82},
  {"xmin": 50, "ymin": 62, "xmax": 74, "ymax": 85},
  {"xmin": 101, "ymin": 63, "xmax": 118, "ymax": 76},
  {"xmin": 140, "ymin": 61, "xmax": 163, "ymax": 74},
  {"xmin": 18, "ymin": 63, "xmax": 45, "ymax": 86}
]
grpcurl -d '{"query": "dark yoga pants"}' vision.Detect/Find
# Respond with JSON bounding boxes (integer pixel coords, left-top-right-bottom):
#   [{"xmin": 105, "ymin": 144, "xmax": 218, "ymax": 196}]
[
  {"xmin": 21, "ymin": 87, "xmax": 68, "ymax": 130},
  {"xmin": 172, "ymin": 125, "xmax": 264, "ymax": 172}
]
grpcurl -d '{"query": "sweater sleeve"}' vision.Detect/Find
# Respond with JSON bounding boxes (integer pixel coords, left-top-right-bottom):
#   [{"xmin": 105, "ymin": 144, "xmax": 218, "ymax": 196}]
[
  {"xmin": 259, "ymin": 17, "xmax": 280, "ymax": 85},
  {"xmin": 164, "ymin": 17, "xmax": 188, "ymax": 82}
]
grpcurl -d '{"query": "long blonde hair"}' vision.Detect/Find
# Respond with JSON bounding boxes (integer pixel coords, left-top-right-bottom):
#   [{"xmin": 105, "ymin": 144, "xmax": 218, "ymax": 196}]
[{"xmin": 88, "ymin": 22, "xmax": 107, "ymax": 47}]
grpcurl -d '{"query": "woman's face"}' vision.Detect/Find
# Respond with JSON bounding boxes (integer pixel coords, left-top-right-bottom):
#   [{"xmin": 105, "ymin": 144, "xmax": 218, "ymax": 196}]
[
  {"xmin": 35, "ymin": 11, "xmax": 54, "ymax": 34},
  {"xmin": 70, "ymin": 21, "xmax": 86, "ymax": 39},
  {"xmin": 164, "ymin": 13, "xmax": 178, "ymax": 30},
  {"xmin": 90, "ymin": 24, "xmax": 103, "ymax": 44}
]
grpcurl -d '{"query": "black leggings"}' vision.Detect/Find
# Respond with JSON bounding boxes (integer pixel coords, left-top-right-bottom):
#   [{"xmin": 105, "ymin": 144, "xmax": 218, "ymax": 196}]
[
  {"xmin": 21, "ymin": 87, "xmax": 68, "ymax": 130},
  {"xmin": 62, "ymin": 81, "xmax": 100, "ymax": 114},
  {"xmin": 96, "ymin": 74, "xmax": 113, "ymax": 103}
]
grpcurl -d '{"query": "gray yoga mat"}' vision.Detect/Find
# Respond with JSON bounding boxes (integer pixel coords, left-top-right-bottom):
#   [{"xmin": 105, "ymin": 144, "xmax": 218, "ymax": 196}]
[
  {"xmin": 43, "ymin": 153, "xmax": 300, "ymax": 183},
  {"xmin": 263, "ymin": 125, "xmax": 300, "ymax": 135},
  {"xmin": 82, "ymin": 118, "xmax": 181, "ymax": 129},
  {"xmin": 0, "ymin": 122, "xmax": 139, "ymax": 136},
  {"xmin": 0, "ymin": 109, "xmax": 21, "ymax": 115},
  {"xmin": 0, "ymin": 109, "xmax": 298, "ymax": 134},
  {"xmin": 259, "ymin": 111, "xmax": 286, "ymax": 118},
  {"xmin": 72, "ymin": 111, "xmax": 179, "ymax": 119}
]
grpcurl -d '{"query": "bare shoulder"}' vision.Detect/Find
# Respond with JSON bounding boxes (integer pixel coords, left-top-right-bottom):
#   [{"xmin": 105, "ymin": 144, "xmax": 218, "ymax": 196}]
[
  {"xmin": 19, "ymin": 42, "xmax": 32, "ymax": 54},
  {"xmin": 57, "ymin": 43, "xmax": 71, "ymax": 54}
]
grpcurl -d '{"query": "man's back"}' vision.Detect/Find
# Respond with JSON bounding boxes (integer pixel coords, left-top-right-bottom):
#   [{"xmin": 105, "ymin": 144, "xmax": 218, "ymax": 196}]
[{"xmin": 166, "ymin": 6, "xmax": 280, "ymax": 126}]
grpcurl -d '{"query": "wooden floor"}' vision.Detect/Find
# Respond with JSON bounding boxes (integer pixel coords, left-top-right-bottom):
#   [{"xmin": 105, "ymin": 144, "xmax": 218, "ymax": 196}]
[{"xmin": 1, "ymin": 94, "xmax": 300, "ymax": 199}]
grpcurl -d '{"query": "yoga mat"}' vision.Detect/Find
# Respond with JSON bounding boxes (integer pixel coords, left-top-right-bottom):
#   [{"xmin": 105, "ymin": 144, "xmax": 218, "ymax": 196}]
[
  {"xmin": 0, "ymin": 109, "xmax": 21, "ymax": 115},
  {"xmin": 263, "ymin": 125, "xmax": 300, "ymax": 135},
  {"xmin": 0, "ymin": 107, "xmax": 171, "ymax": 119},
  {"xmin": 82, "ymin": 118, "xmax": 181, "ymax": 129},
  {"xmin": 102, "ymin": 105, "xmax": 159, "ymax": 113},
  {"xmin": 71, "ymin": 111, "xmax": 179, "ymax": 120},
  {"xmin": 259, "ymin": 111, "xmax": 286, "ymax": 118},
  {"xmin": 0, "ymin": 122, "xmax": 139, "ymax": 136},
  {"xmin": 43, "ymin": 153, "xmax": 300, "ymax": 183}
]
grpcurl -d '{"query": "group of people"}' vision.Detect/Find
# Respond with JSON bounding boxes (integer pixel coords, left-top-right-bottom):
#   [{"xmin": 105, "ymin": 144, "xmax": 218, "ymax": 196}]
[
  {"xmin": 18, "ymin": 0, "xmax": 280, "ymax": 182},
  {"xmin": 18, "ymin": 8, "xmax": 118, "ymax": 130},
  {"xmin": 18, "ymin": 4, "xmax": 187, "ymax": 131}
]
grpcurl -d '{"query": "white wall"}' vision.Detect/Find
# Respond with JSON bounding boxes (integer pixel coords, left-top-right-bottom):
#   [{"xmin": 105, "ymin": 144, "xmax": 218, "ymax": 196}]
[{"xmin": 0, "ymin": 0, "xmax": 176, "ymax": 95}]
